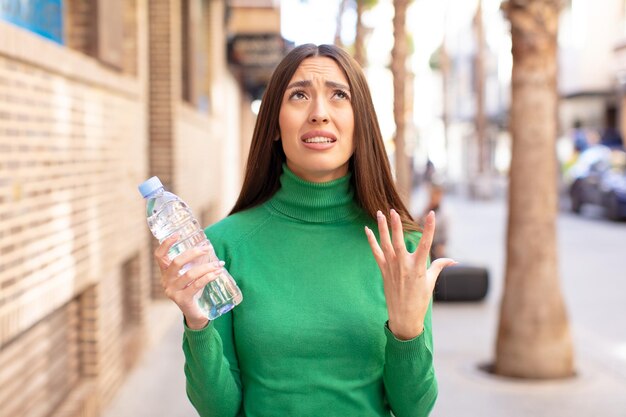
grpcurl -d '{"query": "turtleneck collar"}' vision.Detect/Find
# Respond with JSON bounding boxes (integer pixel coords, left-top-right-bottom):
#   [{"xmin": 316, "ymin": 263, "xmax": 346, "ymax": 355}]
[{"xmin": 266, "ymin": 164, "xmax": 361, "ymax": 223}]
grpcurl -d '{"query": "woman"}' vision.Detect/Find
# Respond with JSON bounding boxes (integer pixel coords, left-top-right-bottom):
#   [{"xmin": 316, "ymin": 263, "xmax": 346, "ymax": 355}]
[{"xmin": 154, "ymin": 44, "xmax": 455, "ymax": 417}]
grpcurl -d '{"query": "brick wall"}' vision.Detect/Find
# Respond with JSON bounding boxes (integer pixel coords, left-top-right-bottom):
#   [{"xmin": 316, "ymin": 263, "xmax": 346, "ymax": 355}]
[
  {"xmin": 148, "ymin": 0, "xmax": 247, "ymax": 296},
  {"xmin": 123, "ymin": 0, "xmax": 139, "ymax": 76},
  {"xmin": 0, "ymin": 2, "xmax": 150, "ymax": 413},
  {"xmin": 64, "ymin": 0, "xmax": 96, "ymax": 56},
  {"xmin": 148, "ymin": 0, "xmax": 176, "ymax": 192},
  {"xmin": 0, "ymin": 0, "xmax": 254, "ymax": 414}
]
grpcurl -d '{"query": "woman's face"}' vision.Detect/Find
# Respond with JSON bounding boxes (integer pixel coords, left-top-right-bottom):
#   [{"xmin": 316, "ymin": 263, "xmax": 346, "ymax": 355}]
[{"xmin": 278, "ymin": 56, "xmax": 355, "ymax": 183}]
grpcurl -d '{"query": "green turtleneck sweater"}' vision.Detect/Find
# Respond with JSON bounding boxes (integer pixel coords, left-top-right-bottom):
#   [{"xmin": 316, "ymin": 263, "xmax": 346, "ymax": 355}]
[{"xmin": 183, "ymin": 166, "xmax": 437, "ymax": 417}]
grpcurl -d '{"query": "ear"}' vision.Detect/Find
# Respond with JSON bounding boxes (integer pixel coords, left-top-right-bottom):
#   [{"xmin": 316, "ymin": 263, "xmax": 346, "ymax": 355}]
[{"xmin": 274, "ymin": 136, "xmax": 281, "ymax": 141}]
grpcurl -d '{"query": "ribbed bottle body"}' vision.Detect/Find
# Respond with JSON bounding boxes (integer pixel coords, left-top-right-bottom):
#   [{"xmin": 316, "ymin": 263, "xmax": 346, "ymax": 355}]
[{"xmin": 143, "ymin": 187, "xmax": 242, "ymax": 319}]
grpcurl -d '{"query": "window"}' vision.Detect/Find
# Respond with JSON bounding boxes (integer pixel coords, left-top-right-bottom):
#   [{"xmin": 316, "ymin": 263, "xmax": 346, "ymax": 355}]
[
  {"xmin": 64, "ymin": 0, "xmax": 134, "ymax": 72},
  {"xmin": 121, "ymin": 253, "xmax": 142, "ymax": 369}
]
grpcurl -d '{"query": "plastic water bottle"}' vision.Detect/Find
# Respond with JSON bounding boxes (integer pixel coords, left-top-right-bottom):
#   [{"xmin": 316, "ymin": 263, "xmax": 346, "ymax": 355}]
[{"xmin": 138, "ymin": 176, "xmax": 242, "ymax": 320}]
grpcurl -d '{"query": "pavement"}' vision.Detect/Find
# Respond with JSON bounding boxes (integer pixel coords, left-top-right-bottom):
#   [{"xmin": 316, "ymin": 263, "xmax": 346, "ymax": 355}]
[
  {"xmin": 102, "ymin": 301, "xmax": 197, "ymax": 417},
  {"xmin": 426, "ymin": 189, "xmax": 626, "ymax": 417},
  {"xmin": 103, "ymin": 187, "xmax": 626, "ymax": 417}
]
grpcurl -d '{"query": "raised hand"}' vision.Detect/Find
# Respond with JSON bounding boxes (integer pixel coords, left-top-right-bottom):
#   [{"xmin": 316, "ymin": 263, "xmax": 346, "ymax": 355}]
[
  {"xmin": 365, "ymin": 209, "xmax": 456, "ymax": 340},
  {"xmin": 154, "ymin": 234, "xmax": 225, "ymax": 329}
]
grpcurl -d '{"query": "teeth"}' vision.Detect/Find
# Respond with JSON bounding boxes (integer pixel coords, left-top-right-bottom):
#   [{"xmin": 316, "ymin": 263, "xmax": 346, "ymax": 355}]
[{"xmin": 303, "ymin": 136, "xmax": 334, "ymax": 143}]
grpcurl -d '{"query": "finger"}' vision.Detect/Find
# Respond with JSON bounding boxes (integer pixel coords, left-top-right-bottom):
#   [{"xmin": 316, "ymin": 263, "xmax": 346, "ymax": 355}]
[
  {"xmin": 162, "ymin": 247, "xmax": 211, "ymax": 289},
  {"xmin": 154, "ymin": 233, "xmax": 179, "ymax": 270},
  {"xmin": 167, "ymin": 246, "xmax": 210, "ymax": 276},
  {"xmin": 175, "ymin": 261, "xmax": 225, "ymax": 291},
  {"xmin": 389, "ymin": 209, "xmax": 407, "ymax": 257},
  {"xmin": 414, "ymin": 210, "xmax": 436, "ymax": 268},
  {"xmin": 181, "ymin": 268, "xmax": 222, "ymax": 297},
  {"xmin": 426, "ymin": 258, "xmax": 457, "ymax": 283},
  {"xmin": 376, "ymin": 210, "xmax": 395, "ymax": 259},
  {"xmin": 196, "ymin": 241, "xmax": 217, "ymax": 262},
  {"xmin": 364, "ymin": 226, "xmax": 386, "ymax": 269}
]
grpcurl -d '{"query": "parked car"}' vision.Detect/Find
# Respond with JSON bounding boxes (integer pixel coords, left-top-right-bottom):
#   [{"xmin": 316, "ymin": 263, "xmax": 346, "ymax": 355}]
[{"xmin": 567, "ymin": 145, "xmax": 626, "ymax": 220}]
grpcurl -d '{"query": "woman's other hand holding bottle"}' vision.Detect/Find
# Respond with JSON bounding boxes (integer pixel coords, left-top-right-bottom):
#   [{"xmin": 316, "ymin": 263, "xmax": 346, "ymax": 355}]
[{"xmin": 154, "ymin": 234, "xmax": 225, "ymax": 330}]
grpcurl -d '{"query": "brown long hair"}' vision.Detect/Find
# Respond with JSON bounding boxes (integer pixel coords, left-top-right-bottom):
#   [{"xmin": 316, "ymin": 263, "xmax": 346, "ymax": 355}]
[{"xmin": 230, "ymin": 44, "xmax": 419, "ymax": 233}]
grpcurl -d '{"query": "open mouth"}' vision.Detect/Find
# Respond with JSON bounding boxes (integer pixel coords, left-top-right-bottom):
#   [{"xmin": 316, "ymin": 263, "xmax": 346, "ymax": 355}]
[
  {"xmin": 301, "ymin": 130, "xmax": 337, "ymax": 144},
  {"xmin": 302, "ymin": 136, "xmax": 336, "ymax": 144}
]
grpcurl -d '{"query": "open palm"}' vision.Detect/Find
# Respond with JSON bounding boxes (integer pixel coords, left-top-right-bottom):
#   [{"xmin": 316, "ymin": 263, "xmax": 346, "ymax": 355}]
[{"xmin": 365, "ymin": 209, "xmax": 456, "ymax": 340}]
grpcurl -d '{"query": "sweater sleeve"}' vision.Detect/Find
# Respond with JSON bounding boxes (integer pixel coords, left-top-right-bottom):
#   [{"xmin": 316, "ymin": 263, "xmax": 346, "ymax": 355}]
[
  {"xmin": 182, "ymin": 312, "xmax": 242, "ymax": 417},
  {"xmin": 382, "ymin": 299, "xmax": 437, "ymax": 417},
  {"xmin": 379, "ymin": 230, "xmax": 437, "ymax": 416},
  {"xmin": 180, "ymin": 222, "xmax": 244, "ymax": 416}
]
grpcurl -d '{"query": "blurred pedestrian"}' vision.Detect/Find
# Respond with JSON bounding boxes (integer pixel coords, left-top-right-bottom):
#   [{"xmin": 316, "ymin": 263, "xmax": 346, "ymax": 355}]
[
  {"xmin": 153, "ymin": 44, "xmax": 455, "ymax": 417},
  {"xmin": 571, "ymin": 119, "xmax": 588, "ymax": 153},
  {"xmin": 423, "ymin": 159, "xmax": 436, "ymax": 184},
  {"xmin": 561, "ymin": 119, "xmax": 590, "ymax": 178}
]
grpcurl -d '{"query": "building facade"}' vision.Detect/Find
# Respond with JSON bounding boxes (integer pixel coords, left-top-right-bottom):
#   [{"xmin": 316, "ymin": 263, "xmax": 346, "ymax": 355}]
[
  {"xmin": 0, "ymin": 0, "xmax": 283, "ymax": 416},
  {"xmin": 614, "ymin": 0, "xmax": 626, "ymax": 140},
  {"xmin": 559, "ymin": 0, "xmax": 624, "ymax": 139}
]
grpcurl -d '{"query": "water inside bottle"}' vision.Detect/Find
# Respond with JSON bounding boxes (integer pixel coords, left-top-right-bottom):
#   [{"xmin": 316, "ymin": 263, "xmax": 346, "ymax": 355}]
[
  {"xmin": 148, "ymin": 200, "xmax": 193, "ymax": 241},
  {"xmin": 197, "ymin": 273, "xmax": 243, "ymax": 319},
  {"xmin": 192, "ymin": 244, "xmax": 243, "ymax": 319},
  {"xmin": 145, "ymin": 191, "xmax": 242, "ymax": 320}
]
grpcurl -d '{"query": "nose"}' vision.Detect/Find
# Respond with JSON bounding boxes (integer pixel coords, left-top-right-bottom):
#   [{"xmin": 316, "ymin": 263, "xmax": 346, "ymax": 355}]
[{"xmin": 309, "ymin": 99, "xmax": 329, "ymax": 124}]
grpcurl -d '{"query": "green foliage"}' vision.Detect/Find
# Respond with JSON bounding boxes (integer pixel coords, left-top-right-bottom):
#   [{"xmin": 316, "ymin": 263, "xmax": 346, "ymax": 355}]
[
  {"xmin": 407, "ymin": 32, "xmax": 415, "ymax": 56},
  {"xmin": 356, "ymin": 0, "xmax": 379, "ymax": 9},
  {"xmin": 429, "ymin": 45, "xmax": 443, "ymax": 70}
]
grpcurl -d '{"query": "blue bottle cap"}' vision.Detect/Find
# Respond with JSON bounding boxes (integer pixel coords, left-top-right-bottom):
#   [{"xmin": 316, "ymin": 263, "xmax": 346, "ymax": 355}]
[{"xmin": 138, "ymin": 176, "xmax": 164, "ymax": 197}]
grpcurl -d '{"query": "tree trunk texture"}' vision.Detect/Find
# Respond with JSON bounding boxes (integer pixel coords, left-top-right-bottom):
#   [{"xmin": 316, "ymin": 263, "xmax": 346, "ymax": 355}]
[
  {"xmin": 354, "ymin": 0, "xmax": 366, "ymax": 67},
  {"xmin": 474, "ymin": 0, "xmax": 487, "ymax": 175},
  {"xmin": 391, "ymin": 0, "xmax": 412, "ymax": 204},
  {"xmin": 440, "ymin": 37, "xmax": 450, "ymax": 156},
  {"xmin": 334, "ymin": 0, "xmax": 349, "ymax": 47},
  {"xmin": 495, "ymin": 0, "xmax": 575, "ymax": 379}
]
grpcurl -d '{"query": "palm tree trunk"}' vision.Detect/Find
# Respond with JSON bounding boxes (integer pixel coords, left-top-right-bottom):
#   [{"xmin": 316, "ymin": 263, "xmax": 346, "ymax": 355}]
[
  {"xmin": 474, "ymin": 0, "xmax": 487, "ymax": 176},
  {"xmin": 440, "ymin": 30, "xmax": 450, "ymax": 157},
  {"xmin": 495, "ymin": 0, "xmax": 575, "ymax": 379},
  {"xmin": 334, "ymin": 0, "xmax": 349, "ymax": 47},
  {"xmin": 354, "ymin": 0, "xmax": 366, "ymax": 67},
  {"xmin": 391, "ymin": 0, "xmax": 411, "ymax": 204}
]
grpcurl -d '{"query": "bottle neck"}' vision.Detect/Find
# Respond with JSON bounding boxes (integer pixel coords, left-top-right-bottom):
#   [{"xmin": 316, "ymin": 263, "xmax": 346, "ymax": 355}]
[{"xmin": 145, "ymin": 187, "xmax": 164, "ymax": 199}]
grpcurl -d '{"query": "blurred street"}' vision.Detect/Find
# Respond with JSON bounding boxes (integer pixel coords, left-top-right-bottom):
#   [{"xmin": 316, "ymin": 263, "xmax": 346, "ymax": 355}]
[
  {"xmin": 428, "ymin": 190, "xmax": 626, "ymax": 417},
  {"xmin": 103, "ymin": 188, "xmax": 626, "ymax": 417}
]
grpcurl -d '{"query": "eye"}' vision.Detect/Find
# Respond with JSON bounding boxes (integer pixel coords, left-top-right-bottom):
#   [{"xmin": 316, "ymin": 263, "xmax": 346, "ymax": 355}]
[
  {"xmin": 333, "ymin": 89, "xmax": 351, "ymax": 100},
  {"xmin": 288, "ymin": 90, "xmax": 307, "ymax": 100}
]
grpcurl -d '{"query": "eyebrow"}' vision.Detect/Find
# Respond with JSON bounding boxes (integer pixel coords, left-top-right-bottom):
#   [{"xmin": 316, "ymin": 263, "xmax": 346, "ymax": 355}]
[{"xmin": 286, "ymin": 80, "xmax": 350, "ymax": 91}]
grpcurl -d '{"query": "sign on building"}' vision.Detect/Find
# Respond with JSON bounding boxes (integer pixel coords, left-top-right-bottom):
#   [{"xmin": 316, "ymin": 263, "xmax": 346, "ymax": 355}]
[
  {"xmin": 228, "ymin": 33, "xmax": 292, "ymax": 99},
  {"xmin": 0, "ymin": 0, "xmax": 64, "ymax": 44}
]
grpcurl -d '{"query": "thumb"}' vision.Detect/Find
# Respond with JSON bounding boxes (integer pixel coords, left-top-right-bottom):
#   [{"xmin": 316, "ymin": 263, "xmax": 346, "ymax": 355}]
[{"xmin": 427, "ymin": 258, "xmax": 458, "ymax": 281}]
